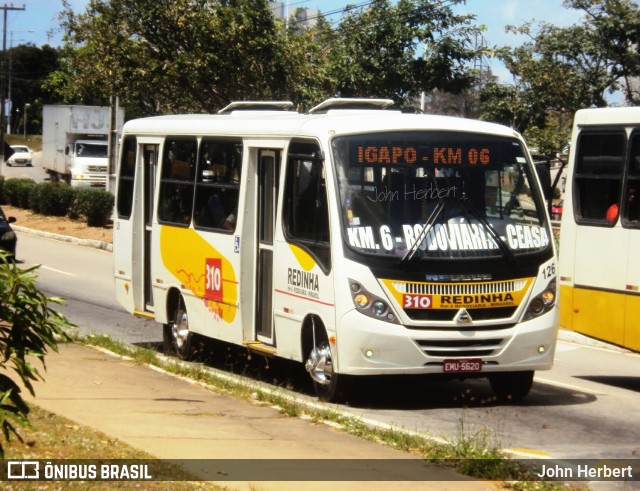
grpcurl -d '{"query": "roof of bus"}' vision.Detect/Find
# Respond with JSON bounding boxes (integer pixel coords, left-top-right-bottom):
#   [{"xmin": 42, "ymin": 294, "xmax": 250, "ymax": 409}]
[
  {"xmin": 122, "ymin": 109, "xmax": 521, "ymax": 141},
  {"xmin": 574, "ymin": 106, "xmax": 640, "ymax": 126}
]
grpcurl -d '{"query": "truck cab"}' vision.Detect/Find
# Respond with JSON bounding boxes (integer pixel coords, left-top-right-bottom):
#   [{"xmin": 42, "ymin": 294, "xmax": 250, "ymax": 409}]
[{"xmin": 66, "ymin": 138, "xmax": 109, "ymax": 188}]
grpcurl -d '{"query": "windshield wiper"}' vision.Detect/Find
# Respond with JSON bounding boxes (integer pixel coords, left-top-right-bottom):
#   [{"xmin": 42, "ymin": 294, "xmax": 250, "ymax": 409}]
[
  {"xmin": 400, "ymin": 199, "xmax": 446, "ymax": 263},
  {"xmin": 458, "ymin": 194, "xmax": 515, "ymax": 265}
]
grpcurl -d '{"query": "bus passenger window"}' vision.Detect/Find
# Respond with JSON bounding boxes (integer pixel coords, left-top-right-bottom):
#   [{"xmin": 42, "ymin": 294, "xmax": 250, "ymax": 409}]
[
  {"xmin": 158, "ymin": 137, "xmax": 197, "ymax": 225},
  {"xmin": 117, "ymin": 136, "xmax": 137, "ymax": 219},
  {"xmin": 574, "ymin": 132, "xmax": 624, "ymax": 224},
  {"xmin": 193, "ymin": 138, "xmax": 242, "ymax": 232}
]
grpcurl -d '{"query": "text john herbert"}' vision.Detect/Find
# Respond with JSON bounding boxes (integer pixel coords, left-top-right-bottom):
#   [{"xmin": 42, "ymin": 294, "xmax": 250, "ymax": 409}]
[{"xmin": 537, "ymin": 463, "xmax": 633, "ymax": 479}]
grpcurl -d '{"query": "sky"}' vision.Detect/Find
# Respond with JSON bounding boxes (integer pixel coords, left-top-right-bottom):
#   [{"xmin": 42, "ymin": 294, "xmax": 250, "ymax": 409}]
[{"xmin": 9, "ymin": 0, "xmax": 581, "ymax": 82}]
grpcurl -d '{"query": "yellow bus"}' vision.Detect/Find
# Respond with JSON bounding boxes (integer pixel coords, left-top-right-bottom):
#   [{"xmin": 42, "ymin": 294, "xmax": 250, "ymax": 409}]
[
  {"xmin": 559, "ymin": 107, "xmax": 640, "ymax": 352},
  {"xmin": 113, "ymin": 98, "xmax": 558, "ymax": 402}
]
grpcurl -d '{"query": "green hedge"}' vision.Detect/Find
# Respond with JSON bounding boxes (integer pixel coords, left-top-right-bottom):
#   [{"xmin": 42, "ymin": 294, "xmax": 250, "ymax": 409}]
[
  {"xmin": 38, "ymin": 182, "xmax": 75, "ymax": 216},
  {"xmin": 71, "ymin": 188, "xmax": 114, "ymax": 227},
  {"xmin": 1, "ymin": 178, "xmax": 114, "ymax": 228},
  {"xmin": 3, "ymin": 178, "xmax": 36, "ymax": 208}
]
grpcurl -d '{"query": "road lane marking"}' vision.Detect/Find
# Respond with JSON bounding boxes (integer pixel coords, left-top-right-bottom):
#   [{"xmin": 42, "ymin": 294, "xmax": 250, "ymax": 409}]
[
  {"xmin": 41, "ymin": 265, "xmax": 75, "ymax": 277},
  {"xmin": 535, "ymin": 376, "xmax": 605, "ymax": 396}
]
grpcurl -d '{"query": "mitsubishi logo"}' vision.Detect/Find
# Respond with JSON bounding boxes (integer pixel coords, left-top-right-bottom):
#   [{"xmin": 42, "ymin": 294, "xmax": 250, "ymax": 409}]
[{"xmin": 455, "ymin": 309, "xmax": 473, "ymax": 323}]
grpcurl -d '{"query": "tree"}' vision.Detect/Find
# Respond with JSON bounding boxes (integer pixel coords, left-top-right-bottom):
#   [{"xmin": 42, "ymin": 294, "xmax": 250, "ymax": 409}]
[
  {"xmin": 50, "ymin": 0, "xmax": 292, "ymax": 114},
  {"xmin": 48, "ymin": 0, "xmax": 486, "ymax": 114},
  {"xmin": 328, "ymin": 0, "xmax": 484, "ymax": 107},
  {"xmin": 5, "ymin": 44, "xmax": 62, "ymax": 135},
  {"xmin": 0, "ymin": 254, "xmax": 73, "ymax": 457},
  {"xmin": 567, "ymin": 0, "xmax": 640, "ymax": 104},
  {"xmin": 479, "ymin": 0, "xmax": 640, "ymax": 155}
]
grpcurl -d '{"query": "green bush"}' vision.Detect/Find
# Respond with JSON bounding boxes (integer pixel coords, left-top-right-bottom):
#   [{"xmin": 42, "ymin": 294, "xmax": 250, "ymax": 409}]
[
  {"xmin": 0, "ymin": 251, "xmax": 74, "ymax": 458},
  {"xmin": 3, "ymin": 178, "xmax": 36, "ymax": 208},
  {"xmin": 67, "ymin": 188, "xmax": 82, "ymax": 220},
  {"xmin": 71, "ymin": 189, "xmax": 114, "ymax": 227},
  {"xmin": 28, "ymin": 184, "xmax": 42, "ymax": 214},
  {"xmin": 38, "ymin": 182, "xmax": 75, "ymax": 217},
  {"xmin": 17, "ymin": 180, "xmax": 36, "ymax": 209}
]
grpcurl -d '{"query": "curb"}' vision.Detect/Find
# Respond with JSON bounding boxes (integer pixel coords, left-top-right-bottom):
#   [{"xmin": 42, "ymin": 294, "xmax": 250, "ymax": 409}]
[{"xmin": 13, "ymin": 224, "xmax": 113, "ymax": 252}]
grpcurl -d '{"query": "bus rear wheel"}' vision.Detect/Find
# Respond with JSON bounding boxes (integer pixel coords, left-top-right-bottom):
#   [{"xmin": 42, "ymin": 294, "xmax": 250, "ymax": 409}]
[
  {"xmin": 163, "ymin": 296, "xmax": 193, "ymax": 360},
  {"xmin": 489, "ymin": 370, "xmax": 534, "ymax": 402}
]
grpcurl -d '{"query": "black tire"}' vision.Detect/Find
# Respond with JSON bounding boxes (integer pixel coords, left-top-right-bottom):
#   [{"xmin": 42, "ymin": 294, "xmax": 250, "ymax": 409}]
[
  {"xmin": 489, "ymin": 371, "xmax": 534, "ymax": 402},
  {"xmin": 163, "ymin": 296, "xmax": 193, "ymax": 360}
]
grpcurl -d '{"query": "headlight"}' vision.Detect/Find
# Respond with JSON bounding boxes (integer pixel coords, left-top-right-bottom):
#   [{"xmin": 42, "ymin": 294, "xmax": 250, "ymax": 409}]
[
  {"xmin": 372, "ymin": 300, "xmax": 387, "ymax": 317},
  {"xmin": 523, "ymin": 279, "xmax": 556, "ymax": 321},
  {"xmin": 349, "ymin": 279, "xmax": 398, "ymax": 324},
  {"xmin": 1, "ymin": 231, "xmax": 16, "ymax": 241},
  {"xmin": 354, "ymin": 293, "xmax": 370, "ymax": 308}
]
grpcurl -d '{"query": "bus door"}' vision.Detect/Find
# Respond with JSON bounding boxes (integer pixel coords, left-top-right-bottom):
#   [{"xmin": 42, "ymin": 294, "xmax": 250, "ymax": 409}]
[
  {"xmin": 143, "ymin": 144, "xmax": 159, "ymax": 311},
  {"xmin": 250, "ymin": 148, "xmax": 280, "ymax": 345}
]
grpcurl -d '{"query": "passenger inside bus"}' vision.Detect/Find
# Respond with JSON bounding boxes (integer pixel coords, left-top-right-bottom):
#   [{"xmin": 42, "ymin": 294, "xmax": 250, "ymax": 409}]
[
  {"xmin": 198, "ymin": 192, "xmax": 236, "ymax": 230},
  {"xmin": 606, "ymin": 202, "xmax": 619, "ymax": 222},
  {"xmin": 161, "ymin": 184, "xmax": 192, "ymax": 225}
]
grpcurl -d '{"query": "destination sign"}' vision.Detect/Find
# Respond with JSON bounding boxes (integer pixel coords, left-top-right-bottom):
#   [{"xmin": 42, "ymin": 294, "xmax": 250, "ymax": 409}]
[{"xmin": 356, "ymin": 145, "xmax": 491, "ymax": 166}]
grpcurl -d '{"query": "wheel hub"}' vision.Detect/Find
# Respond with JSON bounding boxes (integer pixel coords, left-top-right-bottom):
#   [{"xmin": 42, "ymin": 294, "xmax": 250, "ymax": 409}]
[
  {"xmin": 305, "ymin": 344, "xmax": 333, "ymax": 386},
  {"xmin": 171, "ymin": 311, "xmax": 189, "ymax": 349}
]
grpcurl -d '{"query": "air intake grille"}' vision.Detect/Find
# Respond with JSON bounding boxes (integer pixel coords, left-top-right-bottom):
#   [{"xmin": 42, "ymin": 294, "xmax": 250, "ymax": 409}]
[
  {"xmin": 414, "ymin": 338, "xmax": 504, "ymax": 357},
  {"xmin": 393, "ymin": 279, "xmax": 526, "ymax": 296}
]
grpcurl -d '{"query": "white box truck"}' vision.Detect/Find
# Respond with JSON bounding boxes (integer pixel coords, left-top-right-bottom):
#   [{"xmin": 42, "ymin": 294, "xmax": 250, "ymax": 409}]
[{"xmin": 42, "ymin": 104, "xmax": 124, "ymax": 188}]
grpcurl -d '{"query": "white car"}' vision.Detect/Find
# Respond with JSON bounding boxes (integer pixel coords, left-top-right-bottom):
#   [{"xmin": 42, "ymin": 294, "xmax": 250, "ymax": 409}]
[{"xmin": 6, "ymin": 145, "xmax": 33, "ymax": 166}]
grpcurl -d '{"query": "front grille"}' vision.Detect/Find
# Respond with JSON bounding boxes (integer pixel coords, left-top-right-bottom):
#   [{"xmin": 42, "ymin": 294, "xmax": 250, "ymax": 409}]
[
  {"xmin": 393, "ymin": 279, "xmax": 527, "ymax": 296},
  {"xmin": 406, "ymin": 307, "xmax": 517, "ymax": 323},
  {"xmin": 87, "ymin": 165, "xmax": 107, "ymax": 172},
  {"xmin": 414, "ymin": 338, "xmax": 504, "ymax": 357}
]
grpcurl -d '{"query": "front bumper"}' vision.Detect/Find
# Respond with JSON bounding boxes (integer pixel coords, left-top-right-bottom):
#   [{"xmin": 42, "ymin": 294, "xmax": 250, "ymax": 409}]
[{"xmin": 334, "ymin": 308, "xmax": 558, "ymax": 375}]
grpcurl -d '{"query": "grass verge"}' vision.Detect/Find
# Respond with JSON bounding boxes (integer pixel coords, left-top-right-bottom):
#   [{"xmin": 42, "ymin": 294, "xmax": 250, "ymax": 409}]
[
  {"xmin": 74, "ymin": 334, "xmax": 581, "ymax": 490},
  {"xmin": 3, "ymin": 405, "xmax": 225, "ymax": 490}
]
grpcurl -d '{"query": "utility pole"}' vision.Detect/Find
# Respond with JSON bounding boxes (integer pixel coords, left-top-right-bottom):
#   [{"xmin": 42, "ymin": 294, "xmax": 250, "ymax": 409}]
[{"xmin": 0, "ymin": 3, "xmax": 25, "ymax": 166}]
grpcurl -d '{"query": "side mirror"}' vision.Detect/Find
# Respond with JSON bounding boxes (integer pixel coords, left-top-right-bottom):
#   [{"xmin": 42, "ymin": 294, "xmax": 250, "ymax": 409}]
[{"xmin": 8, "ymin": 216, "xmax": 16, "ymax": 224}]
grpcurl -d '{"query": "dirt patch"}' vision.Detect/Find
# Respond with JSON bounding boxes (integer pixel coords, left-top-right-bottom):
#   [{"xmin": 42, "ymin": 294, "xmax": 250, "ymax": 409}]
[{"xmin": 3, "ymin": 205, "xmax": 113, "ymax": 243}]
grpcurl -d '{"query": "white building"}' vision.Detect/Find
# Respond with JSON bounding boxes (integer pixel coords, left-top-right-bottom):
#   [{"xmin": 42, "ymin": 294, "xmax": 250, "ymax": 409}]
[{"xmin": 268, "ymin": 1, "xmax": 320, "ymax": 28}]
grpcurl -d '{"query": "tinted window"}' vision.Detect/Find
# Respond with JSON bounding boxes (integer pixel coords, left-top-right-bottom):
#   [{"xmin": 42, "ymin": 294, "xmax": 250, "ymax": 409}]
[
  {"xmin": 116, "ymin": 136, "xmax": 137, "ymax": 219},
  {"xmin": 193, "ymin": 139, "xmax": 243, "ymax": 232},
  {"xmin": 574, "ymin": 131, "xmax": 625, "ymax": 224},
  {"xmin": 158, "ymin": 137, "xmax": 197, "ymax": 226},
  {"xmin": 283, "ymin": 141, "xmax": 331, "ymax": 271}
]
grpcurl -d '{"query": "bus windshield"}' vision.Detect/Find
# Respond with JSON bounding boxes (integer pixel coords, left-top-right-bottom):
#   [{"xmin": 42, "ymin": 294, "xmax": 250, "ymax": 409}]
[{"xmin": 332, "ymin": 131, "xmax": 550, "ymax": 260}]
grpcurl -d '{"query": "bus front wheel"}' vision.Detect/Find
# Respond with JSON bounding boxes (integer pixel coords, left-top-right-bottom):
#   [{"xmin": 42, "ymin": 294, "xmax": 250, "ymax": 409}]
[
  {"xmin": 489, "ymin": 371, "xmax": 534, "ymax": 402},
  {"xmin": 163, "ymin": 296, "xmax": 193, "ymax": 360},
  {"xmin": 306, "ymin": 340, "xmax": 343, "ymax": 402}
]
